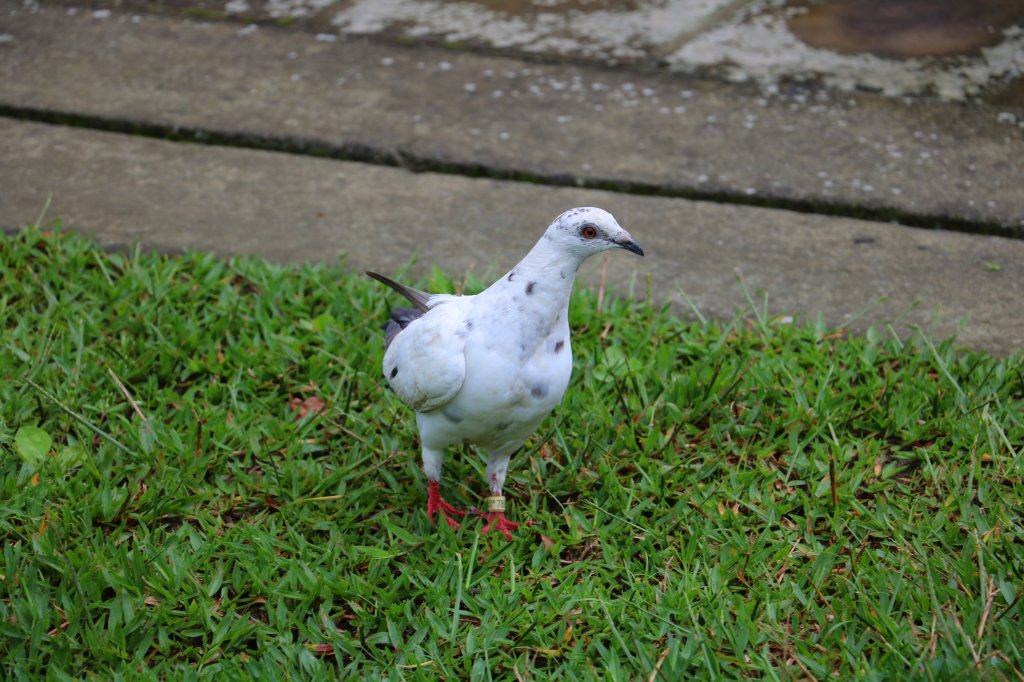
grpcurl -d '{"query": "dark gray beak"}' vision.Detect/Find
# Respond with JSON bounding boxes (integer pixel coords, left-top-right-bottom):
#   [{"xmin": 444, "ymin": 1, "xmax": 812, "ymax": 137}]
[{"xmin": 617, "ymin": 238, "xmax": 645, "ymax": 257}]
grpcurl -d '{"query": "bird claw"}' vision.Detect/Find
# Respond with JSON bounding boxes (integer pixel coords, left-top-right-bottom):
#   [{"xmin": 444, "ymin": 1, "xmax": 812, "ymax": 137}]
[
  {"xmin": 435, "ymin": 509, "xmax": 463, "ymax": 529},
  {"xmin": 426, "ymin": 484, "xmax": 521, "ymax": 539},
  {"xmin": 480, "ymin": 512, "xmax": 519, "ymax": 541},
  {"xmin": 427, "ymin": 481, "xmax": 466, "ymax": 529}
]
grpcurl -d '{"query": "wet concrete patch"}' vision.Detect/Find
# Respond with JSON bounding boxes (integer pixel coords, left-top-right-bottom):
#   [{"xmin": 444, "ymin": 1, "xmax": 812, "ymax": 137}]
[
  {"xmin": 789, "ymin": 0, "xmax": 1024, "ymax": 60},
  {"xmin": 667, "ymin": 0, "xmax": 1024, "ymax": 100}
]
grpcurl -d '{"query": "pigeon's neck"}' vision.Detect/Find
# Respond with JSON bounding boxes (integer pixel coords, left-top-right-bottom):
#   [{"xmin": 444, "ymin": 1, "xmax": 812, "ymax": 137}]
[
  {"xmin": 524, "ymin": 236, "xmax": 589, "ymax": 278},
  {"xmin": 507, "ymin": 239, "xmax": 584, "ymax": 300},
  {"xmin": 480, "ymin": 239, "xmax": 582, "ymax": 356}
]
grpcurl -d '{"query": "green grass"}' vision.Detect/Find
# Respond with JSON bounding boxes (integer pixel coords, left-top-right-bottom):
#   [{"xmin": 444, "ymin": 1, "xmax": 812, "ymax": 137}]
[{"xmin": 1, "ymin": 225, "xmax": 1022, "ymax": 680}]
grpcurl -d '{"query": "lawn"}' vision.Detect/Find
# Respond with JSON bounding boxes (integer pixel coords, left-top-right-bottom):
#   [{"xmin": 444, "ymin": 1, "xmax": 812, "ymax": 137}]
[{"xmin": 1, "ymin": 225, "xmax": 1022, "ymax": 680}]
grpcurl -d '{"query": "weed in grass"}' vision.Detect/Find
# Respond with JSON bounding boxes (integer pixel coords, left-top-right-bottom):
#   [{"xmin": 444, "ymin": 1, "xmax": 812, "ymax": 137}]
[{"xmin": 0, "ymin": 225, "xmax": 1022, "ymax": 679}]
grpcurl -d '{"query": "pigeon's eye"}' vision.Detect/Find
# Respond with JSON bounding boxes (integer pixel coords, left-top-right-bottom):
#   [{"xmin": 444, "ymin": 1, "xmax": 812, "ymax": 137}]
[{"xmin": 580, "ymin": 225, "xmax": 598, "ymax": 239}]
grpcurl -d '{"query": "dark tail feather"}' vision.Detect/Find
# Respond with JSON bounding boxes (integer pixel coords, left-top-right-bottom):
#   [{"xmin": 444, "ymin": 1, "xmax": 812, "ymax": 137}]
[
  {"xmin": 383, "ymin": 306, "xmax": 423, "ymax": 349},
  {"xmin": 366, "ymin": 271, "xmax": 432, "ymax": 313}
]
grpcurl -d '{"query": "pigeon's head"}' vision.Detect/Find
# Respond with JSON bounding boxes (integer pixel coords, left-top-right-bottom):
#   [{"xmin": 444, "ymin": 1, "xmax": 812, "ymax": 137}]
[{"xmin": 546, "ymin": 207, "xmax": 644, "ymax": 260}]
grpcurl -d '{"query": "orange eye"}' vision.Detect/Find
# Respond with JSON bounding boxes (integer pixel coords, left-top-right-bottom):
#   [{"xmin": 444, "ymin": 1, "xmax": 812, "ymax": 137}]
[{"xmin": 580, "ymin": 225, "xmax": 598, "ymax": 239}]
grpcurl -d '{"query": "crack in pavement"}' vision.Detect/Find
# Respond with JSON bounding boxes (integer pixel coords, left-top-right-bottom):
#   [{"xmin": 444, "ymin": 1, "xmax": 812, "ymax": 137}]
[{"xmin": 2, "ymin": 104, "xmax": 1018, "ymax": 241}]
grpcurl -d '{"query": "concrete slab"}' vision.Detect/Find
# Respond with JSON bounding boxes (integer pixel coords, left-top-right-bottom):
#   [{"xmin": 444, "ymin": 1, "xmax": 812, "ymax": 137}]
[
  {"xmin": 36, "ymin": 0, "xmax": 1024, "ymax": 106},
  {"xmin": 1, "ymin": 5, "xmax": 1022, "ymax": 236},
  {"xmin": 3, "ymin": 118, "xmax": 1021, "ymax": 355}
]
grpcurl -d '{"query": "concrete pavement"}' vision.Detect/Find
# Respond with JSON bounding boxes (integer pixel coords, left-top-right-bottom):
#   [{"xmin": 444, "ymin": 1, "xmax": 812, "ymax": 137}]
[
  {"xmin": 0, "ymin": 1, "xmax": 1022, "ymax": 354},
  {"xmin": 2, "ymin": 7, "xmax": 1022, "ymax": 234}
]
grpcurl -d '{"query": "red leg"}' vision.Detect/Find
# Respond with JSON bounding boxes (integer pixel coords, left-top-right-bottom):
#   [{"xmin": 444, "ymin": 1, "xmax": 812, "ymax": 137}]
[{"xmin": 427, "ymin": 480, "xmax": 465, "ymax": 528}]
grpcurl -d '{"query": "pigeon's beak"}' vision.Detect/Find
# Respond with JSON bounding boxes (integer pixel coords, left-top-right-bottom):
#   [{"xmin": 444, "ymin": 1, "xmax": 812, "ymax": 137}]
[{"xmin": 615, "ymin": 235, "xmax": 645, "ymax": 257}]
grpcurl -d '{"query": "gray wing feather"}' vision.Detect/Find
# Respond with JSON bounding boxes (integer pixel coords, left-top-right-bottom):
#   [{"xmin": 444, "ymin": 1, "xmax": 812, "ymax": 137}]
[{"xmin": 366, "ymin": 271, "xmax": 432, "ymax": 313}]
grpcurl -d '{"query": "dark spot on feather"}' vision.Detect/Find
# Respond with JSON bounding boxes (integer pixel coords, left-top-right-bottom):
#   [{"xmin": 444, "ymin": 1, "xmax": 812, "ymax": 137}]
[
  {"xmin": 526, "ymin": 281, "xmax": 536, "ymax": 295},
  {"xmin": 390, "ymin": 367, "xmax": 398, "ymax": 379},
  {"xmin": 507, "ymin": 271, "xmax": 515, "ymax": 281},
  {"xmin": 559, "ymin": 269, "xmax": 567, "ymax": 280},
  {"xmin": 443, "ymin": 408, "xmax": 463, "ymax": 424},
  {"xmin": 531, "ymin": 384, "xmax": 548, "ymax": 398},
  {"xmin": 554, "ymin": 340, "xmax": 564, "ymax": 353},
  {"xmin": 496, "ymin": 421, "xmax": 510, "ymax": 431}
]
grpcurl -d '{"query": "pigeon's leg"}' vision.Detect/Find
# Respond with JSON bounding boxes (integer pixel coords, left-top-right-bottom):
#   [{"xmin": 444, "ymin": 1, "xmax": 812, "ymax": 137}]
[
  {"xmin": 427, "ymin": 480, "xmax": 465, "ymax": 528},
  {"xmin": 480, "ymin": 451, "xmax": 520, "ymax": 540},
  {"xmin": 423, "ymin": 447, "xmax": 464, "ymax": 528}
]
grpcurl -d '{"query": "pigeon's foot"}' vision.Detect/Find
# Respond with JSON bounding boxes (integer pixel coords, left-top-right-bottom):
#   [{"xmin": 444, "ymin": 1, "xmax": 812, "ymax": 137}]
[
  {"xmin": 427, "ymin": 480, "xmax": 465, "ymax": 529},
  {"xmin": 480, "ymin": 512, "xmax": 520, "ymax": 541}
]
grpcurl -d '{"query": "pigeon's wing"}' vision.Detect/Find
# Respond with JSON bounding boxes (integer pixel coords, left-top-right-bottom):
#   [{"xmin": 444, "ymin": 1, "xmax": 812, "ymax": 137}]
[
  {"xmin": 382, "ymin": 306, "xmax": 423, "ymax": 350},
  {"xmin": 382, "ymin": 303, "xmax": 468, "ymax": 413}
]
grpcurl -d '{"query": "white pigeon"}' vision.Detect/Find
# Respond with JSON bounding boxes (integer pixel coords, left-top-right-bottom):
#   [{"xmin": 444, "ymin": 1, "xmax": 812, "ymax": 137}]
[{"xmin": 368, "ymin": 207, "xmax": 643, "ymax": 539}]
